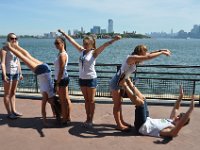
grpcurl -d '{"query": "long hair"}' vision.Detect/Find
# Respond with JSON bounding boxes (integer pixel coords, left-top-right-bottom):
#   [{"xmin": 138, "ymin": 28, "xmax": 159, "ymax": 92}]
[
  {"xmin": 131, "ymin": 45, "xmax": 147, "ymax": 55},
  {"xmin": 56, "ymin": 36, "xmax": 67, "ymax": 51}
]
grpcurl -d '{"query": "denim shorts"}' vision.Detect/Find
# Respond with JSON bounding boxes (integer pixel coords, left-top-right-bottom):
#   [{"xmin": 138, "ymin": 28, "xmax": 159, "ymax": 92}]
[
  {"xmin": 79, "ymin": 78, "xmax": 97, "ymax": 88},
  {"xmin": 34, "ymin": 63, "xmax": 51, "ymax": 75},
  {"xmin": 109, "ymin": 73, "xmax": 122, "ymax": 91},
  {"xmin": 2, "ymin": 73, "xmax": 20, "ymax": 81},
  {"xmin": 134, "ymin": 100, "xmax": 149, "ymax": 132},
  {"xmin": 54, "ymin": 77, "xmax": 70, "ymax": 87}
]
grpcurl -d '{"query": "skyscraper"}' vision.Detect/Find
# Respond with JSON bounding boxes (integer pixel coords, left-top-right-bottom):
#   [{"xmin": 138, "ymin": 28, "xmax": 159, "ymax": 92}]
[{"xmin": 108, "ymin": 19, "xmax": 113, "ymax": 33}]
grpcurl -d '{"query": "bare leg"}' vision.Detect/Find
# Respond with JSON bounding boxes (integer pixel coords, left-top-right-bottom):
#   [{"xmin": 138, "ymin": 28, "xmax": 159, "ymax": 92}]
[
  {"xmin": 112, "ymin": 90, "xmax": 130, "ymax": 130},
  {"xmin": 81, "ymin": 86, "xmax": 96, "ymax": 126},
  {"xmin": 65, "ymin": 87, "xmax": 72, "ymax": 121},
  {"xmin": 119, "ymin": 79, "xmax": 144, "ymax": 106},
  {"xmin": 58, "ymin": 86, "xmax": 71, "ymax": 123},
  {"xmin": 41, "ymin": 92, "xmax": 49, "ymax": 127},
  {"xmin": 7, "ymin": 44, "xmax": 42, "ymax": 71},
  {"xmin": 9, "ymin": 80, "xmax": 20, "ymax": 114},
  {"xmin": 14, "ymin": 45, "xmax": 42, "ymax": 65},
  {"xmin": 126, "ymin": 78, "xmax": 145, "ymax": 100},
  {"xmin": 3, "ymin": 81, "xmax": 11, "ymax": 114}
]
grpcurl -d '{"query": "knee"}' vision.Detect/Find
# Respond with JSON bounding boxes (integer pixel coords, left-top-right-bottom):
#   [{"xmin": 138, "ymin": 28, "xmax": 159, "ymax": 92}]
[
  {"xmin": 9, "ymin": 91, "xmax": 16, "ymax": 97},
  {"xmin": 113, "ymin": 101, "xmax": 122, "ymax": 110}
]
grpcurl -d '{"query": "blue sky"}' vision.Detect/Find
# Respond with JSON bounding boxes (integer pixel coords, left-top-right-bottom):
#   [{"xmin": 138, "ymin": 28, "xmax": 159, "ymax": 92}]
[{"xmin": 0, "ymin": 0, "xmax": 200, "ymax": 35}]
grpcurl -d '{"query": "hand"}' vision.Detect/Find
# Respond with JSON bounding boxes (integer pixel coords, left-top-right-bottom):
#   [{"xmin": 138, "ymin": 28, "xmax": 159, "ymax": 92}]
[
  {"xmin": 3, "ymin": 76, "xmax": 9, "ymax": 83},
  {"xmin": 114, "ymin": 35, "xmax": 122, "ymax": 40},
  {"xmin": 6, "ymin": 42, "xmax": 11, "ymax": 49},
  {"xmin": 6, "ymin": 42, "xmax": 18, "ymax": 49},
  {"xmin": 179, "ymin": 85, "xmax": 183, "ymax": 98},
  {"xmin": 189, "ymin": 95, "xmax": 195, "ymax": 110},
  {"xmin": 58, "ymin": 29, "xmax": 64, "ymax": 34},
  {"xmin": 161, "ymin": 49, "xmax": 171, "ymax": 56},
  {"xmin": 19, "ymin": 74, "xmax": 23, "ymax": 80}
]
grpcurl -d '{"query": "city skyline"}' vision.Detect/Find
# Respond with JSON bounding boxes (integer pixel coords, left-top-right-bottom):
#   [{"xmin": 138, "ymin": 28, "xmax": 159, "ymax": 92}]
[{"xmin": 1, "ymin": 0, "xmax": 200, "ymax": 36}]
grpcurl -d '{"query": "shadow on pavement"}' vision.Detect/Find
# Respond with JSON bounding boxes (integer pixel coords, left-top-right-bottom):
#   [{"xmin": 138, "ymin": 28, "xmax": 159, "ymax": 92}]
[
  {"xmin": 68, "ymin": 122, "xmax": 139, "ymax": 138},
  {"xmin": 0, "ymin": 114, "xmax": 60, "ymax": 137}
]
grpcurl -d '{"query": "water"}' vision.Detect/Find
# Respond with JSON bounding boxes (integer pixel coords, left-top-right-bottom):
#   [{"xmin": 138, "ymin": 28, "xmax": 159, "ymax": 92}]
[{"xmin": 1, "ymin": 38, "xmax": 200, "ymax": 66}]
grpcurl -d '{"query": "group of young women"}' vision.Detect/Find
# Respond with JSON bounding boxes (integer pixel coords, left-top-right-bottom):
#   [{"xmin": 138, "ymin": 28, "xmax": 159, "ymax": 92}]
[{"xmin": 1, "ymin": 31, "xmax": 194, "ymax": 138}]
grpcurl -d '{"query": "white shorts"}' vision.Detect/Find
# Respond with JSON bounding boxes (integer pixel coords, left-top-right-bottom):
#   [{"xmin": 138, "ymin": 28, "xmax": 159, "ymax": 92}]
[{"xmin": 37, "ymin": 72, "xmax": 54, "ymax": 98}]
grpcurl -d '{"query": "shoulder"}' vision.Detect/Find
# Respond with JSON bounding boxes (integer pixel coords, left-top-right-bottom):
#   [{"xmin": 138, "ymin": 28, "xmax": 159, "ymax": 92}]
[{"xmin": 126, "ymin": 55, "xmax": 136, "ymax": 64}]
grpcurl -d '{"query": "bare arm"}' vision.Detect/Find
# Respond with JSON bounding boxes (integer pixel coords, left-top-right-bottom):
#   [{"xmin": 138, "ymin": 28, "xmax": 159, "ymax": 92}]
[
  {"xmin": 58, "ymin": 29, "xmax": 83, "ymax": 52},
  {"xmin": 17, "ymin": 59, "xmax": 23, "ymax": 80},
  {"xmin": 149, "ymin": 49, "xmax": 169, "ymax": 54},
  {"xmin": 160, "ymin": 96, "xmax": 194, "ymax": 137},
  {"xmin": 127, "ymin": 50, "xmax": 171, "ymax": 65},
  {"xmin": 170, "ymin": 85, "xmax": 183, "ymax": 119},
  {"xmin": 93, "ymin": 35, "xmax": 121, "ymax": 58},
  {"xmin": 0, "ymin": 48, "xmax": 8, "ymax": 82},
  {"xmin": 56, "ymin": 53, "xmax": 67, "ymax": 84}
]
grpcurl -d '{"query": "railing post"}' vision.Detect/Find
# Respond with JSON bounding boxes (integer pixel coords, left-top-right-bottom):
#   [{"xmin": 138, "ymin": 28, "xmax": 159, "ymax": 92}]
[
  {"xmin": 35, "ymin": 75, "xmax": 39, "ymax": 93},
  {"xmin": 117, "ymin": 65, "xmax": 121, "ymax": 72}
]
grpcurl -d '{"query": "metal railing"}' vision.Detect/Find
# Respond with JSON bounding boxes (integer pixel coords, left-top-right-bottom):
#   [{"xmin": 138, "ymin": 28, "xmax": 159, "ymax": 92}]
[{"xmin": 0, "ymin": 63, "xmax": 200, "ymax": 104}]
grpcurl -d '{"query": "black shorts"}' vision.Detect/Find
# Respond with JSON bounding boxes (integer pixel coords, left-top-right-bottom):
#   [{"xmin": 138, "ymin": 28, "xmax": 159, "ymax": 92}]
[{"xmin": 54, "ymin": 77, "xmax": 70, "ymax": 87}]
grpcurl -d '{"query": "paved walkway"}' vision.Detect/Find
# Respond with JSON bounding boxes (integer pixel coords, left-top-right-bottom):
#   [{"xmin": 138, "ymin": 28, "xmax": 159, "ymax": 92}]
[{"xmin": 0, "ymin": 95, "xmax": 200, "ymax": 150}]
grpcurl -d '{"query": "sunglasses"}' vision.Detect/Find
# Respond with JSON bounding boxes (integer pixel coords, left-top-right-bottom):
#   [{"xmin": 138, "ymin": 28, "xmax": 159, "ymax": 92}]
[
  {"xmin": 10, "ymin": 37, "xmax": 18, "ymax": 41},
  {"xmin": 83, "ymin": 42, "xmax": 90, "ymax": 46}
]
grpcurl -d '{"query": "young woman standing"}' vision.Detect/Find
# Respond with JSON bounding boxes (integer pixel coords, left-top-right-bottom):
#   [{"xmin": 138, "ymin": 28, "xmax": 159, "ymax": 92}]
[
  {"xmin": 58, "ymin": 29, "xmax": 121, "ymax": 127},
  {"xmin": 54, "ymin": 36, "xmax": 72, "ymax": 125},
  {"xmin": 1, "ymin": 33, "xmax": 23, "ymax": 119}
]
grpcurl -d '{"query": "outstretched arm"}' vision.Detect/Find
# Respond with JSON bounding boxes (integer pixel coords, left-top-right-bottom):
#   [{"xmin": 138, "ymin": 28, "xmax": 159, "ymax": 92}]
[
  {"xmin": 170, "ymin": 85, "xmax": 183, "ymax": 120},
  {"xmin": 160, "ymin": 95, "xmax": 195, "ymax": 137},
  {"xmin": 149, "ymin": 49, "xmax": 169, "ymax": 54},
  {"xmin": 58, "ymin": 29, "xmax": 83, "ymax": 52},
  {"xmin": 93, "ymin": 35, "xmax": 121, "ymax": 58},
  {"xmin": 127, "ymin": 49, "xmax": 171, "ymax": 65}
]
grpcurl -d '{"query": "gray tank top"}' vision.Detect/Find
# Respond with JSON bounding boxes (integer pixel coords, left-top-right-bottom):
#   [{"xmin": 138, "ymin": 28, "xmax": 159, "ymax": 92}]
[{"xmin": 3, "ymin": 47, "xmax": 19, "ymax": 74}]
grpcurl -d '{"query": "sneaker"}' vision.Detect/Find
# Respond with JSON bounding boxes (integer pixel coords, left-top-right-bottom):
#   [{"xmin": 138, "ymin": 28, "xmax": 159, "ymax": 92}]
[
  {"xmin": 13, "ymin": 112, "xmax": 23, "ymax": 117},
  {"xmin": 7, "ymin": 113, "xmax": 18, "ymax": 119},
  {"xmin": 82, "ymin": 122, "xmax": 93, "ymax": 128}
]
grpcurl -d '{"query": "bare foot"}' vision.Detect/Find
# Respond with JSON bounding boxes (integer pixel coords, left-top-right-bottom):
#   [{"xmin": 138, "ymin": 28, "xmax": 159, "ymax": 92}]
[
  {"xmin": 116, "ymin": 126, "xmax": 131, "ymax": 132},
  {"xmin": 122, "ymin": 122, "xmax": 132, "ymax": 128}
]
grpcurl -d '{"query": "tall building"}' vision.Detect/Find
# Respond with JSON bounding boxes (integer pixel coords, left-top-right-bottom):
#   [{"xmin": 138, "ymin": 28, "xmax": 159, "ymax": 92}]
[
  {"xmin": 68, "ymin": 30, "xmax": 71, "ymax": 36},
  {"xmin": 108, "ymin": 19, "xmax": 114, "ymax": 33},
  {"xmin": 91, "ymin": 26, "xmax": 101, "ymax": 34}
]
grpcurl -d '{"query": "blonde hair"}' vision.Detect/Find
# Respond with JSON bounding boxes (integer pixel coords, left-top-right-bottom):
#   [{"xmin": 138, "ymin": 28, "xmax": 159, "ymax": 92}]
[
  {"xmin": 131, "ymin": 45, "xmax": 147, "ymax": 55},
  {"xmin": 83, "ymin": 35, "xmax": 96, "ymax": 49}
]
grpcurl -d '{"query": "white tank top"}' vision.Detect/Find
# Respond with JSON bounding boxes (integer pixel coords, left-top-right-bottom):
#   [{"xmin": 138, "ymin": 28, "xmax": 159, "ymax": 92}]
[
  {"xmin": 139, "ymin": 117, "xmax": 175, "ymax": 137},
  {"xmin": 117, "ymin": 55, "xmax": 136, "ymax": 79},
  {"xmin": 54, "ymin": 51, "xmax": 68, "ymax": 80},
  {"xmin": 3, "ymin": 47, "xmax": 19, "ymax": 74},
  {"xmin": 79, "ymin": 49, "xmax": 97, "ymax": 79}
]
